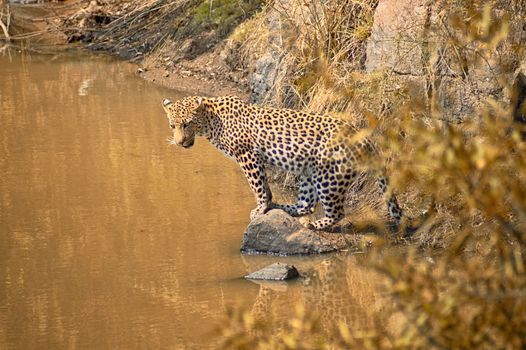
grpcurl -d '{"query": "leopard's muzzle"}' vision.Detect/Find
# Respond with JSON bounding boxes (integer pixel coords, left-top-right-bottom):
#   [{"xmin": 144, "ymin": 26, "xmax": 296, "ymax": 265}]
[{"xmin": 181, "ymin": 139, "xmax": 194, "ymax": 148}]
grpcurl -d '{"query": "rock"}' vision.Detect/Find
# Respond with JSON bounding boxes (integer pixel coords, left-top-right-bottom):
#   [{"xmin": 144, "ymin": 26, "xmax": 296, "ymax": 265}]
[
  {"xmin": 248, "ymin": 1, "xmax": 293, "ymax": 105},
  {"xmin": 365, "ymin": 0, "xmax": 431, "ymax": 75},
  {"xmin": 434, "ymin": 76, "xmax": 483, "ymax": 122},
  {"xmin": 240, "ymin": 209, "xmax": 350, "ymax": 255},
  {"xmin": 248, "ymin": 6, "xmax": 285, "ymax": 105},
  {"xmin": 245, "ymin": 262, "xmax": 299, "ymax": 281},
  {"xmin": 364, "ymin": 0, "xmax": 526, "ymax": 123},
  {"xmin": 250, "ymin": 52, "xmax": 280, "ymax": 104}
]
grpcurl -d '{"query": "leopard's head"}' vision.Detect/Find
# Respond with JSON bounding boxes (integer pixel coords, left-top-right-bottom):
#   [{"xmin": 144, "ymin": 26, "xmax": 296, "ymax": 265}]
[{"xmin": 162, "ymin": 96, "xmax": 205, "ymax": 149}]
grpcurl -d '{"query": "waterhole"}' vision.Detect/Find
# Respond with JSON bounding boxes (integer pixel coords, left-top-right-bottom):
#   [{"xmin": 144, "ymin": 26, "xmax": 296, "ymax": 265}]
[{"xmin": 0, "ymin": 51, "xmax": 384, "ymax": 349}]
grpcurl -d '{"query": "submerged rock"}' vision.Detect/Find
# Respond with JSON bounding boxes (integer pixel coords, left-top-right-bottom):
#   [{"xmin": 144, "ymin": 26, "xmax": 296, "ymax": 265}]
[
  {"xmin": 245, "ymin": 263, "xmax": 299, "ymax": 281},
  {"xmin": 240, "ymin": 209, "xmax": 350, "ymax": 255}
]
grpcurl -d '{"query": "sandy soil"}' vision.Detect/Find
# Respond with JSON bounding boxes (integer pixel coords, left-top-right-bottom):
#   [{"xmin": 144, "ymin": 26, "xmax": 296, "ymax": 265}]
[
  {"xmin": 138, "ymin": 54, "xmax": 249, "ymax": 98},
  {"xmin": 136, "ymin": 35, "xmax": 251, "ymax": 98}
]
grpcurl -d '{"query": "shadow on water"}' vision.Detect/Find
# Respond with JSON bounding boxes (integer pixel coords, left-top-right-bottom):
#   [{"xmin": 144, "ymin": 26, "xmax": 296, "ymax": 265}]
[{"xmin": 0, "ymin": 50, "xmax": 387, "ymax": 349}]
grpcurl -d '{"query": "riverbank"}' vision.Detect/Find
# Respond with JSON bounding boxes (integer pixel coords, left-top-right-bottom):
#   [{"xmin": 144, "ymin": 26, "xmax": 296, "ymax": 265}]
[{"xmin": 1, "ymin": 0, "xmax": 251, "ymax": 97}]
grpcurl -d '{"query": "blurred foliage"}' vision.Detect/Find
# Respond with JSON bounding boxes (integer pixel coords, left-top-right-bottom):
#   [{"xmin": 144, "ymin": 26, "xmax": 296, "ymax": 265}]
[
  {"xmin": 217, "ymin": 3, "xmax": 526, "ymax": 349},
  {"xmin": 374, "ymin": 7, "xmax": 526, "ymax": 346}
]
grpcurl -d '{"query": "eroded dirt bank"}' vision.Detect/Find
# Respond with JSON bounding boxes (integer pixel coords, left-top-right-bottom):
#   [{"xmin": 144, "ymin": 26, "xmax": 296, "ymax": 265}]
[
  {"xmin": 1, "ymin": 0, "xmax": 254, "ymax": 97},
  {"xmin": 58, "ymin": 0, "xmax": 259, "ymax": 98}
]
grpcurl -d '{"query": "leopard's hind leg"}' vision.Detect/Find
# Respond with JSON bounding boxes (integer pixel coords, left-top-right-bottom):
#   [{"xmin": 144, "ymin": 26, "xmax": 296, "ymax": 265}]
[
  {"xmin": 271, "ymin": 175, "xmax": 318, "ymax": 217},
  {"xmin": 377, "ymin": 175, "xmax": 403, "ymax": 229},
  {"xmin": 308, "ymin": 165, "xmax": 356, "ymax": 230}
]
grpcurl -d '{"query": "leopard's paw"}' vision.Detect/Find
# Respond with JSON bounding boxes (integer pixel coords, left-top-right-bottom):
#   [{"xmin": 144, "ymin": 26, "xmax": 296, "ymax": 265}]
[
  {"xmin": 299, "ymin": 217, "xmax": 313, "ymax": 228},
  {"xmin": 250, "ymin": 205, "xmax": 267, "ymax": 221}
]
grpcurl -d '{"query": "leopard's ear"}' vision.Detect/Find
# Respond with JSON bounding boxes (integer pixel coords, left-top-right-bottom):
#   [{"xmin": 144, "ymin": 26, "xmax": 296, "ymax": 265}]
[
  {"xmin": 189, "ymin": 96, "xmax": 204, "ymax": 110},
  {"xmin": 162, "ymin": 98, "xmax": 173, "ymax": 112}
]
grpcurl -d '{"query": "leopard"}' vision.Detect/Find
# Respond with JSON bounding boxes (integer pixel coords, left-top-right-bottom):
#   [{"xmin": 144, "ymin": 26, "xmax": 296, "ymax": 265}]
[{"xmin": 161, "ymin": 95, "xmax": 402, "ymax": 231}]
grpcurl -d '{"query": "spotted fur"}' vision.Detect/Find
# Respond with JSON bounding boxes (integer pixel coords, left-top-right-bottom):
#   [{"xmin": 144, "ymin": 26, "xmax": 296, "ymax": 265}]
[{"xmin": 162, "ymin": 96, "xmax": 402, "ymax": 230}]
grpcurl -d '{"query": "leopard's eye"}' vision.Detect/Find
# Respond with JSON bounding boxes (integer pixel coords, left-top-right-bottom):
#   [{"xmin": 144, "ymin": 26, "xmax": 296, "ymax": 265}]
[
  {"xmin": 170, "ymin": 123, "xmax": 176, "ymax": 129},
  {"xmin": 182, "ymin": 122, "xmax": 188, "ymax": 129}
]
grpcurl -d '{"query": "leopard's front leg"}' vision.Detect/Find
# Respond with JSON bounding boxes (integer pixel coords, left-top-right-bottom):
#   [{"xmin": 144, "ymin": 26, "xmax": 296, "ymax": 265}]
[{"xmin": 236, "ymin": 149, "xmax": 271, "ymax": 220}]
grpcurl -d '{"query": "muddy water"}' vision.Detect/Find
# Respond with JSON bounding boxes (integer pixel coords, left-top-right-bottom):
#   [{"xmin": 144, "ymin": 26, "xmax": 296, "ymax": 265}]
[{"xmin": 0, "ymin": 51, "xmax": 384, "ymax": 349}]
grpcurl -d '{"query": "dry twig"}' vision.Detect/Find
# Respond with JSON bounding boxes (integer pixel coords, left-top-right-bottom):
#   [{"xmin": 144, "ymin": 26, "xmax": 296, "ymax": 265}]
[{"xmin": 0, "ymin": 2, "xmax": 11, "ymax": 42}]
